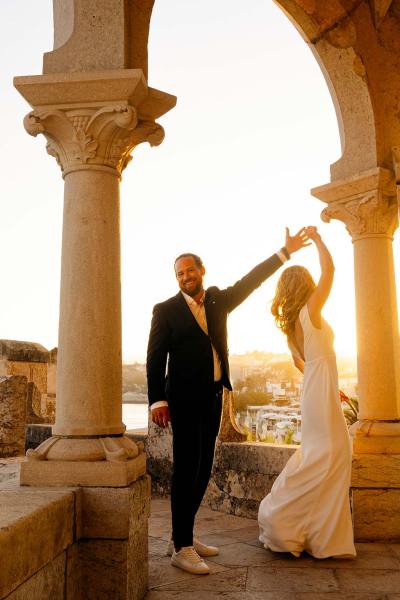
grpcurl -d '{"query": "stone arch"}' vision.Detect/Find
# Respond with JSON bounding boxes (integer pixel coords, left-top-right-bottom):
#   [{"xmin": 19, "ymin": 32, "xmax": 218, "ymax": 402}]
[{"xmin": 274, "ymin": 0, "xmax": 378, "ymax": 181}]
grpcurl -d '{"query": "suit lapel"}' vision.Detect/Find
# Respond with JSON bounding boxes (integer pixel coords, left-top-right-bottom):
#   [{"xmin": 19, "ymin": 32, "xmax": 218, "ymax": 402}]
[
  {"xmin": 204, "ymin": 290, "xmax": 216, "ymax": 330},
  {"xmin": 177, "ymin": 291, "xmax": 209, "ymax": 337}
]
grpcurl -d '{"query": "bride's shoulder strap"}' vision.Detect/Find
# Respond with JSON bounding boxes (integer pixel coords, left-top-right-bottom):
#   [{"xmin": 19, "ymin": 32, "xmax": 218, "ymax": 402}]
[{"xmin": 299, "ymin": 303, "xmax": 309, "ymax": 326}]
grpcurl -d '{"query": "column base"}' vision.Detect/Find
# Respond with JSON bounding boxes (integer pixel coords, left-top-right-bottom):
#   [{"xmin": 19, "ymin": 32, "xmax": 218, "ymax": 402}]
[
  {"xmin": 20, "ymin": 434, "xmax": 146, "ymax": 487},
  {"xmin": 350, "ymin": 420, "xmax": 400, "ymax": 453},
  {"xmin": 20, "ymin": 453, "xmax": 146, "ymax": 487}
]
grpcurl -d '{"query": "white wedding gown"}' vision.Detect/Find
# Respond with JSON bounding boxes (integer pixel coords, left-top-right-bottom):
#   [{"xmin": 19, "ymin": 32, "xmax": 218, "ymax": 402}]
[{"xmin": 258, "ymin": 304, "xmax": 356, "ymax": 558}]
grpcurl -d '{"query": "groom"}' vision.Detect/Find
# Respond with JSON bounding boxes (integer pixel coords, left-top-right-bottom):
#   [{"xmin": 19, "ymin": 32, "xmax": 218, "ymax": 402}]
[{"xmin": 146, "ymin": 228, "xmax": 309, "ymax": 574}]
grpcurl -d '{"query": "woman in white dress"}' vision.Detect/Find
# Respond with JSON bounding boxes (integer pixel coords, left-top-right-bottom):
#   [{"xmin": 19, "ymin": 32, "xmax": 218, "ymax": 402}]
[{"xmin": 258, "ymin": 226, "xmax": 356, "ymax": 559}]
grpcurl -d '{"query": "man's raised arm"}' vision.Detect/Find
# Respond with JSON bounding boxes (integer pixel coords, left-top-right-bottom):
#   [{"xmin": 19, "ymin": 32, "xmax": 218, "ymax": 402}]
[{"xmin": 222, "ymin": 227, "xmax": 310, "ymax": 313}]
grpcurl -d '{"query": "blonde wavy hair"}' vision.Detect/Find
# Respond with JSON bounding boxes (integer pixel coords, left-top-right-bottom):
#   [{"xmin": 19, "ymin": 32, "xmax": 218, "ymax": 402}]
[{"xmin": 271, "ymin": 266, "xmax": 316, "ymax": 339}]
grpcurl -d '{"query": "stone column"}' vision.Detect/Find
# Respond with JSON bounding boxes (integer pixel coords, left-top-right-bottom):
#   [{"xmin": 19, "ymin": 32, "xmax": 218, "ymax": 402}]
[
  {"xmin": 312, "ymin": 167, "xmax": 400, "ymax": 540},
  {"xmin": 312, "ymin": 167, "xmax": 400, "ymax": 452},
  {"xmin": 14, "ymin": 70, "xmax": 175, "ymax": 487}
]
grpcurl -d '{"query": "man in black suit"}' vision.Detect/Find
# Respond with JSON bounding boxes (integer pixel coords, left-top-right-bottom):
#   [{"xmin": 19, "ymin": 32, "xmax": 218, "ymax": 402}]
[{"xmin": 146, "ymin": 228, "xmax": 309, "ymax": 574}]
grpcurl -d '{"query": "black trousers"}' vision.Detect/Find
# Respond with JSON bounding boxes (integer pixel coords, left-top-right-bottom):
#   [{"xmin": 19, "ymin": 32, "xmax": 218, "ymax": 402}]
[{"xmin": 169, "ymin": 383, "xmax": 223, "ymax": 549}]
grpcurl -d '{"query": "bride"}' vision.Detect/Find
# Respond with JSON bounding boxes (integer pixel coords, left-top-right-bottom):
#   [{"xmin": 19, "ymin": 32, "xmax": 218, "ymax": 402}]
[{"xmin": 258, "ymin": 226, "xmax": 356, "ymax": 559}]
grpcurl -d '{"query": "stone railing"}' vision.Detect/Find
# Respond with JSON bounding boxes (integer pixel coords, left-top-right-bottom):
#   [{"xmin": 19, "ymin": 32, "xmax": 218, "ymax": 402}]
[
  {"xmin": 137, "ymin": 419, "xmax": 295, "ymax": 519},
  {"xmin": 0, "ymin": 475, "xmax": 150, "ymax": 599}
]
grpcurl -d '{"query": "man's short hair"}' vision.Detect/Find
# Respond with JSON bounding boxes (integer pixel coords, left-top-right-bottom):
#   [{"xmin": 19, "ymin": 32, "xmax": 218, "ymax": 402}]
[{"xmin": 174, "ymin": 253, "xmax": 203, "ymax": 270}]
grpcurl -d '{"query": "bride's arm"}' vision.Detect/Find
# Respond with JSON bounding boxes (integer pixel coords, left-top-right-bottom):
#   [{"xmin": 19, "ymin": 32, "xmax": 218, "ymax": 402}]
[
  {"xmin": 306, "ymin": 227, "xmax": 334, "ymax": 328},
  {"xmin": 292, "ymin": 353, "xmax": 304, "ymax": 374}
]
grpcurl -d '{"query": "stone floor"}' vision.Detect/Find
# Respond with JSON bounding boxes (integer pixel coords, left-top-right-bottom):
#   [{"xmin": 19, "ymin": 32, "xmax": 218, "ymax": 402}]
[
  {"xmin": 2, "ymin": 461, "xmax": 400, "ymax": 599},
  {"xmin": 147, "ymin": 497, "xmax": 400, "ymax": 600}
]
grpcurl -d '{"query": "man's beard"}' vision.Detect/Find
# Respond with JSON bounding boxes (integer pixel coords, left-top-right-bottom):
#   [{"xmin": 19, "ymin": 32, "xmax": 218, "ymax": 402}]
[{"xmin": 181, "ymin": 280, "xmax": 202, "ymax": 297}]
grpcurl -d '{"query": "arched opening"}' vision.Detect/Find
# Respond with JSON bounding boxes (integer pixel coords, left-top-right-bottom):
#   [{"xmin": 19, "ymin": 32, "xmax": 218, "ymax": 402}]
[{"xmin": 120, "ymin": 0, "xmax": 359, "ymax": 438}]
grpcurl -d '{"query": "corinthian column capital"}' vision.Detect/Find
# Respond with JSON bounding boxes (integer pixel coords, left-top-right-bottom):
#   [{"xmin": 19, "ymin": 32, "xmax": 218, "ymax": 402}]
[
  {"xmin": 14, "ymin": 69, "xmax": 176, "ymax": 178},
  {"xmin": 311, "ymin": 167, "xmax": 398, "ymax": 241},
  {"xmin": 23, "ymin": 105, "xmax": 164, "ymax": 177}
]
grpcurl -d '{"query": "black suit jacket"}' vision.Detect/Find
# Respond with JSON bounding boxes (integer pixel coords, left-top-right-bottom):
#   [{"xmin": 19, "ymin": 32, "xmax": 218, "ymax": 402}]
[{"xmin": 146, "ymin": 253, "xmax": 284, "ymax": 406}]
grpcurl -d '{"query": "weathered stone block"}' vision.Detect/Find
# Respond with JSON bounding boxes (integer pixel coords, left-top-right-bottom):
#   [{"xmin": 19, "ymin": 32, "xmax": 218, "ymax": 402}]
[
  {"xmin": 204, "ymin": 442, "xmax": 295, "ymax": 519},
  {"xmin": 78, "ymin": 539, "xmax": 117, "ymax": 597},
  {"xmin": 26, "ymin": 382, "xmax": 53, "ymax": 425},
  {"xmin": 352, "ymin": 488, "xmax": 400, "ymax": 541},
  {"xmin": 352, "ymin": 453, "xmax": 400, "ymax": 487},
  {"xmin": 77, "ymin": 476, "xmax": 150, "ymax": 600},
  {"xmin": 0, "ymin": 489, "xmax": 75, "ymax": 598},
  {"xmin": 5, "ymin": 551, "xmax": 66, "ymax": 600},
  {"xmin": 0, "ymin": 375, "xmax": 28, "ymax": 458},
  {"xmin": 78, "ymin": 538, "xmax": 145, "ymax": 600},
  {"xmin": 81, "ymin": 474, "xmax": 150, "ymax": 539},
  {"xmin": 66, "ymin": 544, "xmax": 81, "ymax": 600},
  {"xmin": 0, "ymin": 340, "xmax": 49, "ymax": 363},
  {"xmin": 146, "ymin": 420, "xmax": 173, "ymax": 495}
]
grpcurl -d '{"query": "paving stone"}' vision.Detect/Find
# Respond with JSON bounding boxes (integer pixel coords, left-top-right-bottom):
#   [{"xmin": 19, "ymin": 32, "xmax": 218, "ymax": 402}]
[
  {"xmin": 145, "ymin": 592, "xmax": 292, "ymax": 600},
  {"xmin": 356, "ymin": 543, "xmax": 393, "ymax": 554},
  {"xmin": 194, "ymin": 514, "xmax": 255, "ymax": 535},
  {"xmin": 148, "ymin": 516, "xmax": 171, "ymax": 541},
  {"xmin": 222, "ymin": 524, "xmax": 261, "ymax": 543},
  {"xmin": 196, "ymin": 532, "xmax": 240, "ymax": 547},
  {"xmin": 149, "ymin": 536, "xmax": 169, "ymax": 557},
  {"xmin": 149, "ymin": 556, "xmax": 227, "ymax": 589},
  {"xmin": 245, "ymin": 538, "xmax": 264, "ymax": 549},
  {"xmin": 335, "ymin": 568, "xmax": 400, "ymax": 593},
  {"xmin": 151, "ymin": 511, "xmax": 171, "ymax": 520},
  {"xmin": 295, "ymin": 594, "xmax": 388, "ymax": 600},
  {"xmin": 196, "ymin": 506, "xmax": 224, "ymax": 519},
  {"xmin": 389, "ymin": 544, "xmax": 400, "ymax": 559},
  {"xmin": 208, "ymin": 542, "xmax": 276, "ymax": 567},
  {"xmin": 313, "ymin": 547, "xmax": 400, "ymax": 570},
  {"xmin": 156, "ymin": 566, "xmax": 247, "ymax": 592},
  {"xmin": 151, "ymin": 498, "xmax": 170, "ymax": 513},
  {"xmin": 247, "ymin": 566, "xmax": 339, "ymax": 593},
  {"xmin": 262, "ymin": 546, "xmax": 400, "ymax": 570}
]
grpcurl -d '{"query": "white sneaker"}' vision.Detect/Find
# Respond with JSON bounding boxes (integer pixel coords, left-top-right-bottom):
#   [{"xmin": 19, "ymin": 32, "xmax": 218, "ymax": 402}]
[
  {"xmin": 167, "ymin": 538, "xmax": 219, "ymax": 557},
  {"xmin": 171, "ymin": 546, "xmax": 210, "ymax": 575}
]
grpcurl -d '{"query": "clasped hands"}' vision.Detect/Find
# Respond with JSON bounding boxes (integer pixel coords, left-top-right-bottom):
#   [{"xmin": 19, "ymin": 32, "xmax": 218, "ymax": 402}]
[{"xmin": 285, "ymin": 226, "xmax": 315, "ymax": 254}]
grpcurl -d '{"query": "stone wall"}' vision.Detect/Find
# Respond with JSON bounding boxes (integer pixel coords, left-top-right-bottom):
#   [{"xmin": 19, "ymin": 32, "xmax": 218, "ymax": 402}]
[
  {"xmin": 0, "ymin": 475, "xmax": 150, "ymax": 600},
  {"xmin": 0, "ymin": 376, "xmax": 28, "ymax": 458},
  {"xmin": 205, "ymin": 441, "xmax": 296, "ymax": 519},
  {"xmin": 144, "ymin": 421, "xmax": 295, "ymax": 519},
  {"xmin": 0, "ymin": 340, "xmax": 57, "ymax": 423}
]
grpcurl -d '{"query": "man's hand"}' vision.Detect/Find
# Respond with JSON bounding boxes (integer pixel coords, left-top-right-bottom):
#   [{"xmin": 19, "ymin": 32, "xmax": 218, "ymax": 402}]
[
  {"xmin": 304, "ymin": 225, "xmax": 322, "ymax": 243},
  {"xmin": 152, "ymin": 406, "xmax": 171, "ymax": 428},
  {"xmin": 284, "ymin": 226, "xmax": 311, "ymax": 255}
]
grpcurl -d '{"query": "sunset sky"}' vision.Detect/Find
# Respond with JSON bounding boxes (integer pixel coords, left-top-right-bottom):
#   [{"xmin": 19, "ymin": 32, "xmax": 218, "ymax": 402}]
[{"xmin": 1, "ymin": 0, "xmax": 399, "ymax": 363}]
